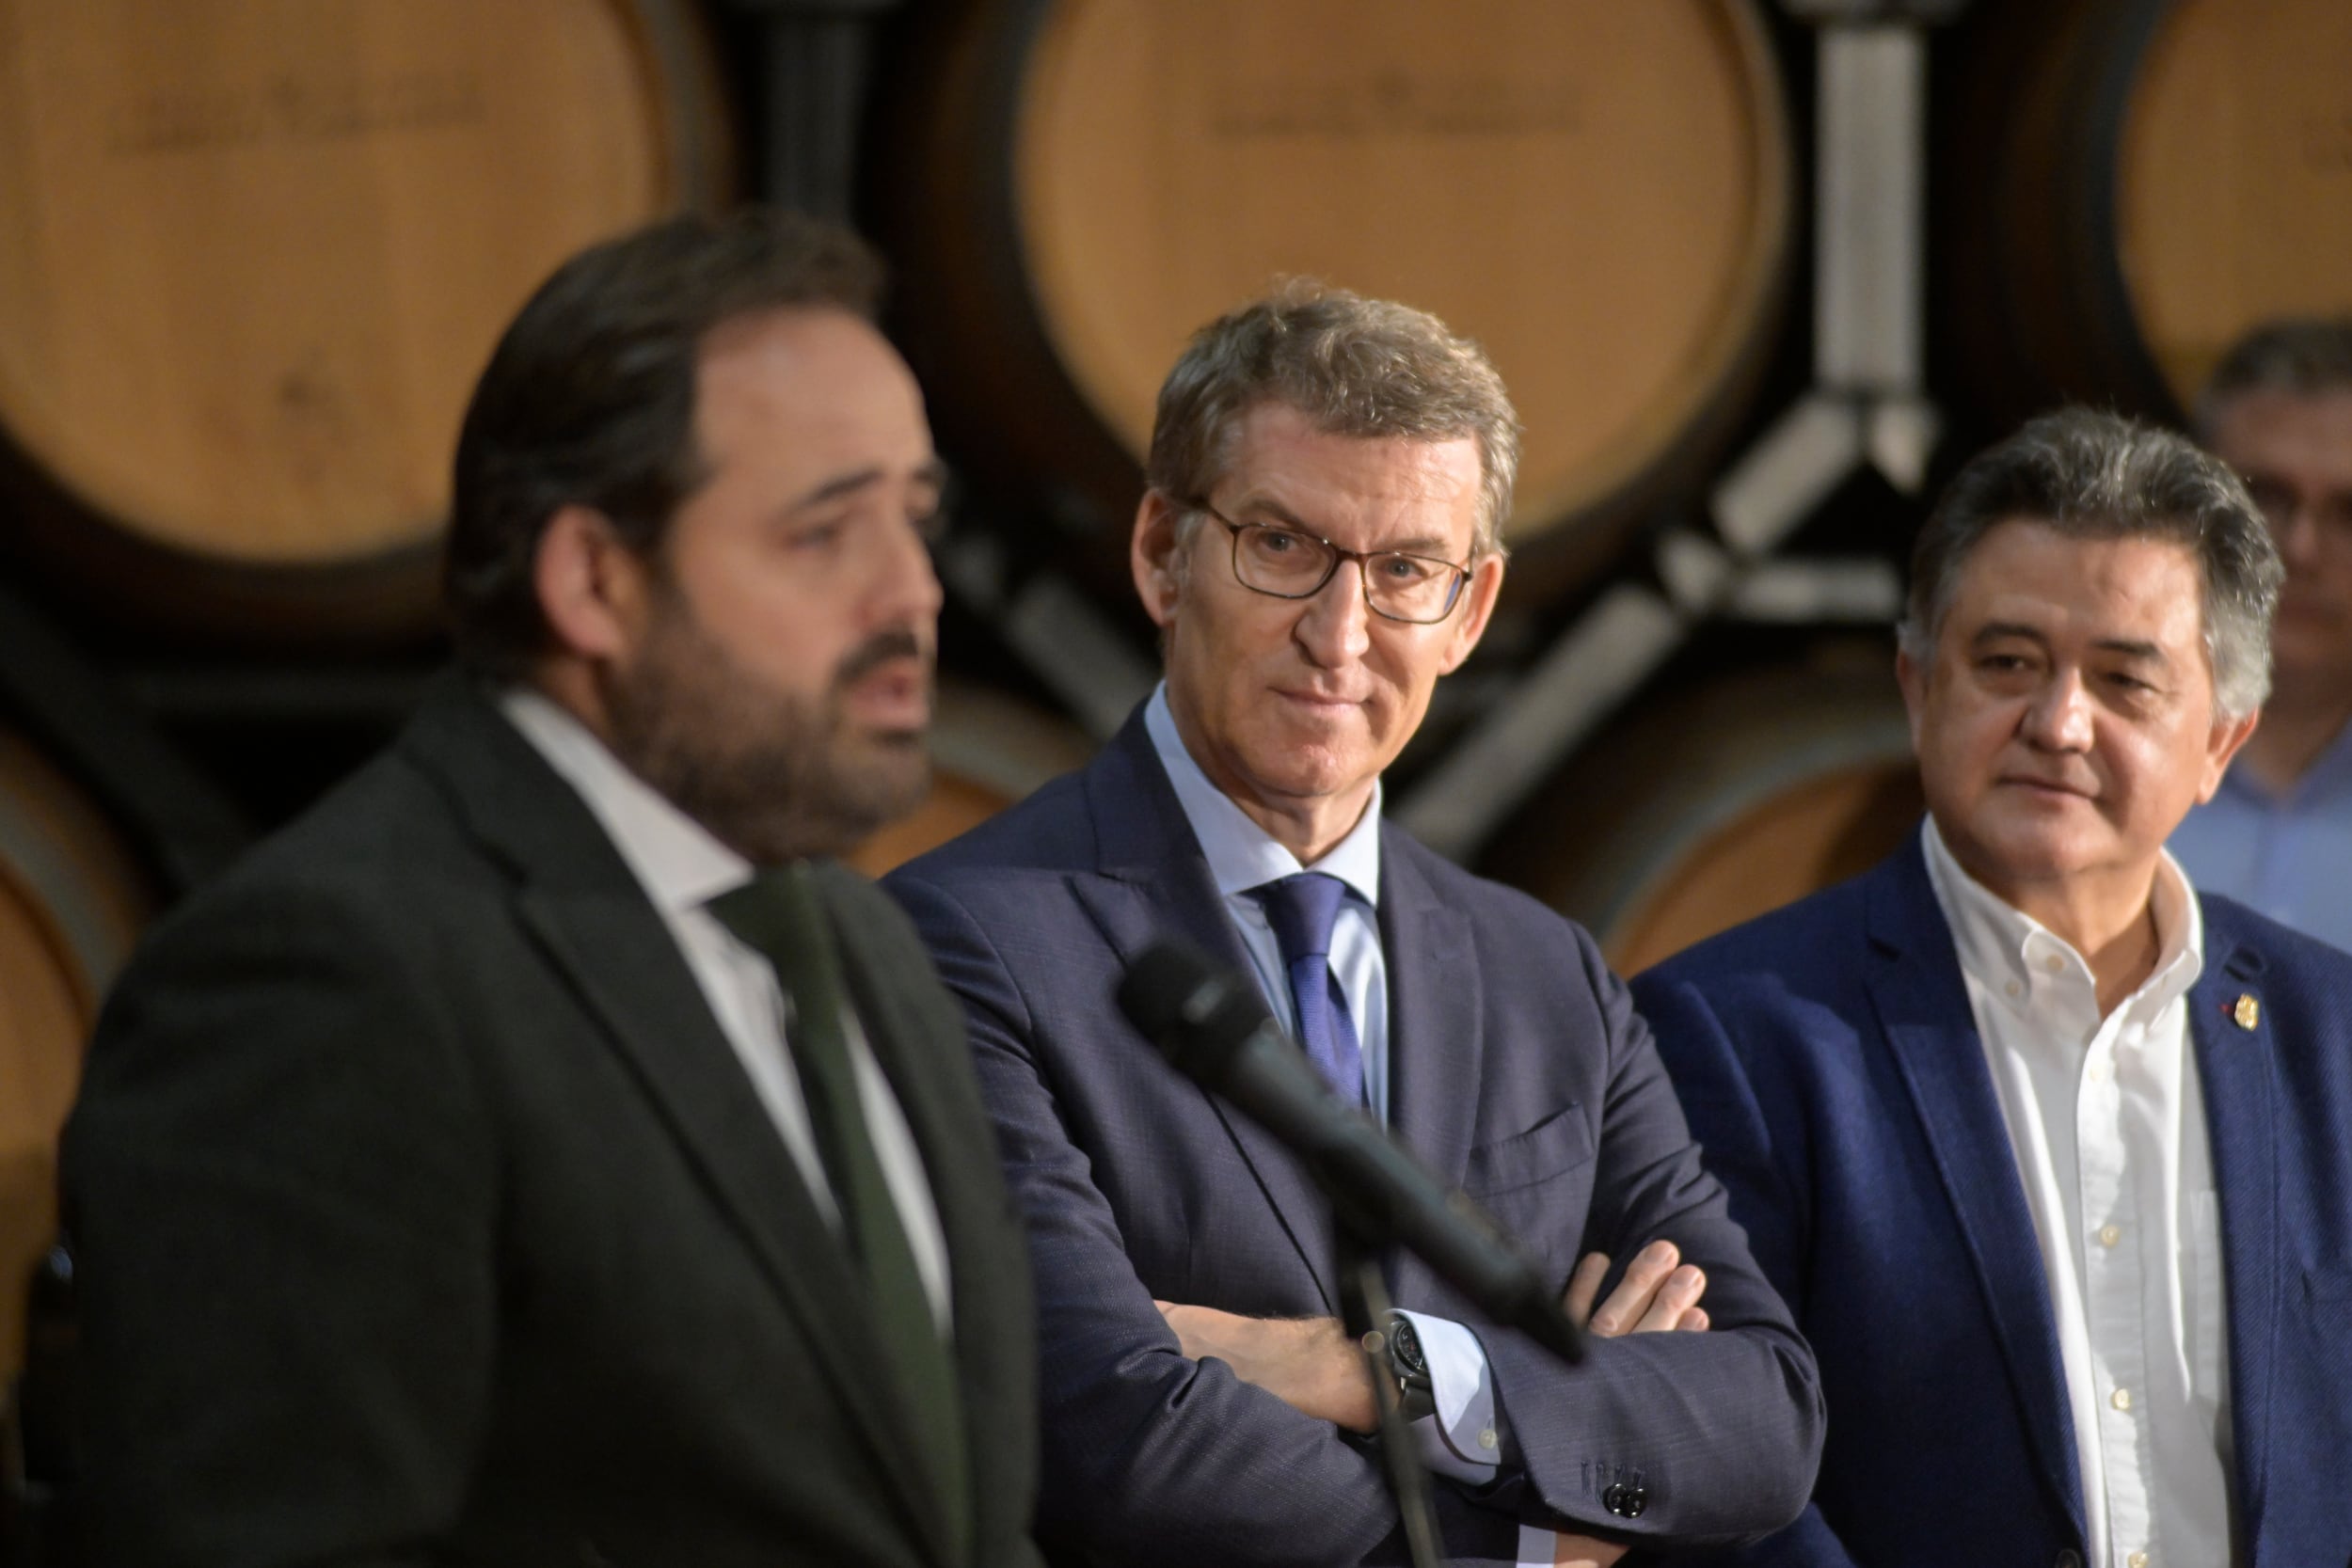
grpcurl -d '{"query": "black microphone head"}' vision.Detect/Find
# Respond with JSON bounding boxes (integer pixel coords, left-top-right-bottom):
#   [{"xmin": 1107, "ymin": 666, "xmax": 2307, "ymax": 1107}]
[{"xmin": 1117, "ymin": 941, "xmax": 1277, "ymax": 1087}]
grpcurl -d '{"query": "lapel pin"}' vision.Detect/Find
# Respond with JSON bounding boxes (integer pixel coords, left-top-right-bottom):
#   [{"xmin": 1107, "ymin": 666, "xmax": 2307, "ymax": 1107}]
[{"xmin": 2233, "ymin": 993, "xmax": 2260, "ymax": 1031}]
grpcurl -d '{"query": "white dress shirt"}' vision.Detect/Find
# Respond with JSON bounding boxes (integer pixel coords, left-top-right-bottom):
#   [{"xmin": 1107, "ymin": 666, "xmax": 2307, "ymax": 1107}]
[
  {"xmin": 501, "ymin": 688, "xmax": 952, "ymax": 1330},
  {"xmin": 1922, "ymin": 820, "xmax": 2234, "ymax": 1568},
  {"xmin": 1147, "ymin": 689, "xmax": 1552, "ymax": 1567}
]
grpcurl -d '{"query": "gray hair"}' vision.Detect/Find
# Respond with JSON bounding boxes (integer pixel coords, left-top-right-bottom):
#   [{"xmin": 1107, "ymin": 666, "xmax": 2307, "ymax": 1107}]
[
  {"xmin": 1144, "ymin": 278, "xmax": 1521, "ymax": 560},
  {"xmin": 1898, "ymin": 407, "xmax": 2282, "ymax": 720},
  {"xmin": 2193, "ymin": 317, "xmax": 2352, "ymax": 437}
]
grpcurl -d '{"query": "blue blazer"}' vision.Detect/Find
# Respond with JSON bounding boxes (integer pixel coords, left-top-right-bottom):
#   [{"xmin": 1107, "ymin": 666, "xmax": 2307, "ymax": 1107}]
[
  {"xmin": 1632, "ymin": 832, "xmax": 2352, "ymax": 1568},
  {"xmin": 887, "ymin": 714, "xmax": 1822, "ymax": 1567}
]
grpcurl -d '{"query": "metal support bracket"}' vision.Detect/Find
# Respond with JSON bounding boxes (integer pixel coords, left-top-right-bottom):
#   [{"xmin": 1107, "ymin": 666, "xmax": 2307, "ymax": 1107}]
[{"xmin": 1399, "ymin": 11, "xmax": 1948, "ymax": 861}]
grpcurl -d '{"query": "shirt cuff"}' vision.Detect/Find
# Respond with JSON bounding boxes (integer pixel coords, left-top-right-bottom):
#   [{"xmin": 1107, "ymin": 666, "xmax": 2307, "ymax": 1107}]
[
  {"xmin": 1393, "ymin": 1308, "xmax": 1506, "ymax": 1483},
  {"xmin": 1518, "ymin": 1525, "xmax": 1557, "ymax": 1567}
]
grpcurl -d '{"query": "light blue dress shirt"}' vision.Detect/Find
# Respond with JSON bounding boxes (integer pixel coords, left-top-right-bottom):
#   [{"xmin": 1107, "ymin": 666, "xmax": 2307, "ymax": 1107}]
[
  {"xmin": 1143, "ymin": 688, "xmax": 1529, "ymax": 1511},
  {"xmin": 2168, "ymin": 721, "xmax": 2352, "ymax": 955}
]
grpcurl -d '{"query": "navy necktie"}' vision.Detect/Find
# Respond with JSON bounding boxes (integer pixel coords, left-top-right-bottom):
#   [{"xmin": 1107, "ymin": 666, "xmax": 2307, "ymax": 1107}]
[{"xmin": 1255, "ymin": 872, "xmax": 1367, "ymax": 1105}]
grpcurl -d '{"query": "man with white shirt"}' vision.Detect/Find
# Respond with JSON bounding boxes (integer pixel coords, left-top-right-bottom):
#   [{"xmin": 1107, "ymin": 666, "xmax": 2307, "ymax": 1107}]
[
  {"xmin": 1635, "ymin": 406, "xmax": 2352, "ymax": 1568},
  {"xmin": 65, "ymin": 210, "xmax": 1043, "ymax": 1568},
  {"xmin": 887, "ymin": 281, "xmax": 1823, "ymax": 1567}
]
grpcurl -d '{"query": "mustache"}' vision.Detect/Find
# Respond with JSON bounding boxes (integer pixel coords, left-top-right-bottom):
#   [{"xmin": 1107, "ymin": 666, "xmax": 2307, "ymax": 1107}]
[{"xmin": 833, "ymin": 626, "xmax": 930, "ymax": 689}]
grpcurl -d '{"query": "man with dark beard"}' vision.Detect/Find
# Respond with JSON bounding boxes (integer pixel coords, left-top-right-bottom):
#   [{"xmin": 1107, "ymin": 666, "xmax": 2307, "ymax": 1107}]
[{"xmin": 62, "ymin": 211, "xmax": 1044, "ymax": 1568}]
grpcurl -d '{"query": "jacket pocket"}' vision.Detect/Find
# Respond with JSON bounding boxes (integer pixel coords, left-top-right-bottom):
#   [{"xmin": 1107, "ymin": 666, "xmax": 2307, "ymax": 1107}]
[{"xmin": 1463, "ymin": 1103, "xmax": 1595, "ymax": 1198}]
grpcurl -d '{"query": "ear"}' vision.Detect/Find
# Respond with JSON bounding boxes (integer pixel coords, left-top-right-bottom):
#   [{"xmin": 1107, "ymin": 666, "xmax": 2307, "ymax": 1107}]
[
  {"xmin": 2196, "ymin": 707, "xmax": 2261, "ymax": 803},
  {"xmin": 533, "ymin": 504, "xmax": 650, "ymax": 662},
  {"xmin": 1132, "ymin": 489, "xmax": 1187, "ymax": 629},
  {"xmin": 1435, "ymin": 551, "xmax": 1506, "ymax": 675},
  {"xmin": 1896, "ymin": 644, "xmax": 1929, "ymax": 752}
]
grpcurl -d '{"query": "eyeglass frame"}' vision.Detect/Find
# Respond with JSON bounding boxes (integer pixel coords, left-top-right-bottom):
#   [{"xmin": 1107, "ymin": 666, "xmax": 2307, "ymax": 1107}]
[{"xmin": 1184, "ymin": 498, "xmax": 1477, "ymax": 625}]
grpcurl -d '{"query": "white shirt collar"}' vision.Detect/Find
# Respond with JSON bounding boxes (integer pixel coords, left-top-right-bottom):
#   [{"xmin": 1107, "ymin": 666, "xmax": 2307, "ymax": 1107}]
[
  {"xmin": 499, "ymin": 687, "xmax": 752, "ymax": 914},
  {"xmin": 1143, "ymin": 683, "xmax": 1382, "ymax": 907},
  {"xmin": 1920, "ymin": 816, "xmax": 2203, "ymax": 1034}
]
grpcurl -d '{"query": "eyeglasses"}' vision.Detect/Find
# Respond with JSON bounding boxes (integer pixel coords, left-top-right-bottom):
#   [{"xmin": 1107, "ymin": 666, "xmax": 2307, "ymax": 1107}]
[
  {"xmin": 2245, "ymin": 476, "xmax": 2352, "ymax": 557},
  {"xmin": 1189, "ymin": 499, "xmax": 1473, "ymax": 625}
]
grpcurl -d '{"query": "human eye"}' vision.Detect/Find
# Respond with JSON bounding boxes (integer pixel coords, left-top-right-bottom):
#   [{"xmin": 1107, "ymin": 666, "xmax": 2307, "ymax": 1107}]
[
  {"xmin": 1974, "ymin": 649, "xmax": 2040, "ymax": 686},
  {"xmin": 786, "ymin": 515, "xmax": 852, "ymax": 551},
  {"xmin": 1376, "ymin": 553, "xmax": 1438, "ymax": 585},
  {"xmin": 1251, "ymin": 525, "xmax": 1310, "ymax": 557},
  {"xmin": 909, "ymin": 500, "xmax": 950, "ymax": 542}
]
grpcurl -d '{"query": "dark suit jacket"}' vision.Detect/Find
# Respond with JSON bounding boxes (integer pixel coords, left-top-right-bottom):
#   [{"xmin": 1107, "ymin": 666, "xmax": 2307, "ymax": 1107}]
[
  {"xmin": 1632, "ymin": 832, "xmax": 2352, "ymax": 1568},
  {"xmin": 884, "ymin": 713, "xmax": 1822, "ymax": 1567},
  {"xmin": 62, "ymin": 678, "xmax": 1043, "ymax": 1568}
]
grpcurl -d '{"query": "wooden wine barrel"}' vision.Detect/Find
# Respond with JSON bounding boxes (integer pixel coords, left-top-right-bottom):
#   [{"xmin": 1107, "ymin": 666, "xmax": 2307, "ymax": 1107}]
[
  {"xmin": 0, "ymin": 0, "xmax": 735, "ymax": 647},
  {"xmin": 0, "ymin": 730, "xmax": 155, "ymax": 1384},
  {"xmin": 1941, "ymin": 0, "xmax": 2352, "ymax": 426},
  {"xmin": 1496, "ymin": 657, "xmax": 1923, "ymax": 975},
  {"xmin": 846, "ymin": 682, "xmax": 1096, "ymax": 878},
  {"xmin": 876, "ymin": 0, "xmax": 1795, "ymax": 604}
]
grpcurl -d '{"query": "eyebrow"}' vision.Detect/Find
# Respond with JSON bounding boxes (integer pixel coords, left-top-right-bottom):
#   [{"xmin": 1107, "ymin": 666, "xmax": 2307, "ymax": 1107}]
[
  {"xmin": 1970, "ymin": 621, "xmax": 2047, "ymax": 649},
  {"xmin": 789, "ymin": 456, "xmax": 949, "ymax": 513},
  {"xmin": 1239, "ymin": 498, "xmax": 1456, "ymax": 557},
  {"xmin": 1970, "ymin": 622, "xmax": 2168, "ymax": 663}
]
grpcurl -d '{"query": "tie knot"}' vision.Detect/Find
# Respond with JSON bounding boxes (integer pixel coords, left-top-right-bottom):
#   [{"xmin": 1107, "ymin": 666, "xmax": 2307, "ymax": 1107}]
[
  {"xmin": 1255, "ymin": 872, "xmax": 1351, "ymax": 964},
  {"xmin": 706, "ymin": 863, "xmax": 825, "ymax": 958}
]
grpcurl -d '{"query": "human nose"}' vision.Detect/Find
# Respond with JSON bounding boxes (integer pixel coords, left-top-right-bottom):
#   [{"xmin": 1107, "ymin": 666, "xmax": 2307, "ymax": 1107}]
[
  {"xmin": 874, "ymin": 512, "xmax": 945, "ymax": 628},
  {"xmin": 1294, "ymin": 556, "xmax": 1374, "ymax": 666},
  {"xmin": 2020, "ymin": 668, "xmax": 2093, "ymax": 751}
]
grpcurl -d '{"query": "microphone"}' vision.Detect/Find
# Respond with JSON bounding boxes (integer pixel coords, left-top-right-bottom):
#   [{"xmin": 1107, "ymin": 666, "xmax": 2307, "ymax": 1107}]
[{"xmin": 1117, "ymin": 940, "xmax": 1582, "ymax": 1364}]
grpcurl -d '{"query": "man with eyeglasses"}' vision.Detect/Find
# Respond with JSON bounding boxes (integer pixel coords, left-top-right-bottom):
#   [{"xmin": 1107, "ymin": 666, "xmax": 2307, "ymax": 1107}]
[
  {"xmin": 2168, "ymin": 318, "xmax": 2352, "ymax": 952},
  {"xmin": 887, "ymin": 282, "xmax": 1821, "ymax": 1567}
]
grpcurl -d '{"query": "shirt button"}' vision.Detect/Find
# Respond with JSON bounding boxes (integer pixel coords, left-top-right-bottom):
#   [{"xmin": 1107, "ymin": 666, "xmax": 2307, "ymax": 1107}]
[
  {"xmin": 2005, "ymin": 980, "xmax": 2022, "ymax": 998},
  {"xmin": 2099, "ymin": 1225, "xmax": 2122, "ymax": 1248},
  {"xmin": 2045, "ymin": 955, "xmax": 2065, "ymax": 974},
  {"xmin": 2128, "ymin": 1553, "xmax": 2149, "ymax": 1568},
  {"xmin": 2088, "ymin": 1061, "xmax": 2108, "ymax": 1084},
  {"xmin": 1477, "ymin": 1427, "xmax": 1498, "ymax": 1452},
  {"xmin": 2111, "ymin": 1386, "xmax": 2132, "ymax": 1411}
]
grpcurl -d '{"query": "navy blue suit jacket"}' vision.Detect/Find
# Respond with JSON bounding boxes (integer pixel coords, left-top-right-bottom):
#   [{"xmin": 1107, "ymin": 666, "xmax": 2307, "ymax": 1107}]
[
  {"xmin": 1632, "ymin": 832, "xmax": 2352, "ymax": 1568},
  {"xmin": 887, "ymin": 714, "xmax": 1822, "ymax": 1567}
]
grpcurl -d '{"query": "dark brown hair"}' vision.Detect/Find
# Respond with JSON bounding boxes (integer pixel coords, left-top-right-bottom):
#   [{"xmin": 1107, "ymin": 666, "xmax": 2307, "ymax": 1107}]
[{"xmin": 442, "ymin": 208, "xmax": 885, "ymax": 674}]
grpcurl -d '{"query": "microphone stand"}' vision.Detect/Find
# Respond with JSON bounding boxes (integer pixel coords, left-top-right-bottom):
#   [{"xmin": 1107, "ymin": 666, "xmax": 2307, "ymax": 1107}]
[{"xmin": 1336, "ymin": 1226, "xmax": 1442, "ymax": 1568}]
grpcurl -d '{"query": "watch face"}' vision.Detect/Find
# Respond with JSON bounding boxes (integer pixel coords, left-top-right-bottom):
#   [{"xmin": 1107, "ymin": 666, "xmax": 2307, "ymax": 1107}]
[{"xmin": 1390, "ymin": 1319, "xmax": 1428, "ymax": 1379}]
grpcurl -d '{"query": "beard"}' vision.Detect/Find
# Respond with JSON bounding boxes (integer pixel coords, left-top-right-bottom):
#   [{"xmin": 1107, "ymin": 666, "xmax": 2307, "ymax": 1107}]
[{"xmin": 603, "ymin": 593, "xmax": 932, "ymax": 864}]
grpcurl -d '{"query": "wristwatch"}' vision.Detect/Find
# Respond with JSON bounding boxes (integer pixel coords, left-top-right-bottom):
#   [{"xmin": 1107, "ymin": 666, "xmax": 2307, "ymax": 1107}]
[{"xmin": 1382, "ymin": 1311, "xmax": 1438, "ymax": 1423}]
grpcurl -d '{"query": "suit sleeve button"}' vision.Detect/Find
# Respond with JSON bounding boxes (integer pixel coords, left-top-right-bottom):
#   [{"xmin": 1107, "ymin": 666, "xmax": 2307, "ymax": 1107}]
[
  {"xmin": 1601, "ymin": 1481, "xmax": 1648, "ymax": 1518},
  {"xmin": 2055, "ymin": 1552, "xmax": 2082, "ymax": 1568}
]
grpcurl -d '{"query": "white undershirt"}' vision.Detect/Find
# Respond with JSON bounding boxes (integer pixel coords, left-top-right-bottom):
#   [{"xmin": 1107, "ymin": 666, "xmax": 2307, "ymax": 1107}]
[
  {"xmin": 1922, "ymin": 820, "xmax": 2233, "ymax": 1568},
  {"xmin": 501, "ymin": 688, "xmax": 951, "ymax": 1330}
]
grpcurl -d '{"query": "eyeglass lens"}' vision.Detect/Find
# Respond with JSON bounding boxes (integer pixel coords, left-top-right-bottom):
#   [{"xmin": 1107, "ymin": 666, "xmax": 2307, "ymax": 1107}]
[{"xmin": 1231, "ymin": 522, "xmax": 1463, "ymax": 622}]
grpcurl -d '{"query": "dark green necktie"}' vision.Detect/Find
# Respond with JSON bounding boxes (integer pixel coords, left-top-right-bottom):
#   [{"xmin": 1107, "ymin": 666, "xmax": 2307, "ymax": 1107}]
[{"xmin": 707, "ymin": 863, "xmax": 970, "ymax": 1560}]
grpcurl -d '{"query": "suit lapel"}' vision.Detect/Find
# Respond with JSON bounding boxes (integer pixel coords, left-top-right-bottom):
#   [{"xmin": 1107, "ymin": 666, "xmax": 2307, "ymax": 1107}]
[
  {"xmin": 1864, "ymin": 845, "xmax": 2087, "ymax": 1538},
  {"xmin": 1075, "ymin": 717, "xmax": 1343, "ymax": 1312},
  {"xmin": 401, "ymin": 682, "xmax": 943, "ymax": 1543},
  {"xmin": 1381, "ymin": 833, "xmax": 1481, "ymax": 1187},
  {"xmin": 2187, "ymin": 918, "xmax": 2278, "ymax": 1546}
]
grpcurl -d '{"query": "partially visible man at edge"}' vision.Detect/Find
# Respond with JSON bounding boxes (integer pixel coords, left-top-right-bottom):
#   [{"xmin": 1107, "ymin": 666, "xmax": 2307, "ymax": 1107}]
[
  {"xmin": 887, "ymin": 281, "xmax": 1824, "ymax": 1567},
  {"xmin": 64, "ymin": 210, "xmax": 1043, "ymax": 1568},
  {"xmin": 1636, "ymin": 407, "xmax": 2352, "ymax": 1567},
  {"xmin": 2169, "ymin": 317, "xmax": 2352, "ymax": 951}
]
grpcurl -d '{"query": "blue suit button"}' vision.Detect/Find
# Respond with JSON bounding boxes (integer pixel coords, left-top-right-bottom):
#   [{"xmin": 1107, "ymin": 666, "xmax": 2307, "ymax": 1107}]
[{"xmin": 1601, "ymin": 1481, "xmax": 1647, "ymax": 1518}]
